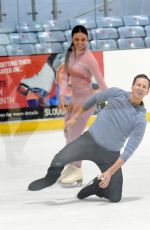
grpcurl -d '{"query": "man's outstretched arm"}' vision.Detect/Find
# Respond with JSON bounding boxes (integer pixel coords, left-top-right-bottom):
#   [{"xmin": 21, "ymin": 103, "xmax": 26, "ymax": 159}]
[{"xmin": 65, "ymin": 106, "xmax": 84, "ymax": 130}]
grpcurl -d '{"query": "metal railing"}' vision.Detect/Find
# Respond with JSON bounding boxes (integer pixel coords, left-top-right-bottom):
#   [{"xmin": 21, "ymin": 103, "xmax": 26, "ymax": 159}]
[
  {"xmin": 0, "ymin": 0, "xmax": 112, "ymax": 22},
  {"xmin": 74, "ymin": 0, "xmax": 113, "ymax": 18}
]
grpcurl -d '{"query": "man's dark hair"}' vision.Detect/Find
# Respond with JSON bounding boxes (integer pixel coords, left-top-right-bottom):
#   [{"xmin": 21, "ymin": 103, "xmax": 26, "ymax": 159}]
[{"xmin": 132, "ymin": 74, "xmax": 150, "ymax": 89}]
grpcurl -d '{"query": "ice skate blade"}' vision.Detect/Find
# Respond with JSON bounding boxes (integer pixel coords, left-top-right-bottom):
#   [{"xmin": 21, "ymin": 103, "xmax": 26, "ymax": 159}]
[{"xmin": 60, "ymin": 180, "xmax": 82, "ymax": 188}]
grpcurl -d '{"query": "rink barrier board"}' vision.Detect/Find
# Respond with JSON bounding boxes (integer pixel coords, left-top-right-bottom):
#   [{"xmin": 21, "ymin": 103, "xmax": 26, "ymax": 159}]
[
  {"xmin": 0, "ymin": 115, "xmax": 96, "ymax": 135},
  {"xmin": 0, "ymin": 113, "xmax": 150, "ymax": 135}
]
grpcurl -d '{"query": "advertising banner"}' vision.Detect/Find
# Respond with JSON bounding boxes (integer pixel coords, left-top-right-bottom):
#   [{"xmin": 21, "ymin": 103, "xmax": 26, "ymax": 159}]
[{"xmin": 0, "ymin": 51, "xmax": 104, "ymax": 122}]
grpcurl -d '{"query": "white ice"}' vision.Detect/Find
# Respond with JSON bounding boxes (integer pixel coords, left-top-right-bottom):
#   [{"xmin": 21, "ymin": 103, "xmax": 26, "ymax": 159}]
[{"xmin": 0, "ymin": 124, "xmax": 150, "ymax": 230}]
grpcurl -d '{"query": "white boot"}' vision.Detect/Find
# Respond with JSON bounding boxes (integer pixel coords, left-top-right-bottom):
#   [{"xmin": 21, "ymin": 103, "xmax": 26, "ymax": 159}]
[
  {"xmin": 57, "ymin": 164, "xmax": 73, "ymax": 183},
  {"xmin": 18, "ymin": 63, "xmax": 55, "ymax": 97},
  {"xmin": 59, "ymin": 165, "xmax": 83, "ymax": 187}
]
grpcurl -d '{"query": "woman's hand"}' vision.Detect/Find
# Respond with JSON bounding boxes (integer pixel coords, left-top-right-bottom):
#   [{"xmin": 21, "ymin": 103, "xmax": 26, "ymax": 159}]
[{"xmin": 58, "ymin": 95, "xmax": 65, "ymax": 110}]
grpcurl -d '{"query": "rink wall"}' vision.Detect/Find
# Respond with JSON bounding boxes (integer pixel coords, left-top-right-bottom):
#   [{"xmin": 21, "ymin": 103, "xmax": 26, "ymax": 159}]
[
  {"xmin": 104, "ymin": 48, "xmax": 150, "ymax": 114},
  {"xmin": 0, "ymin": 115, "xmax": 96, "ymax": 135},
  {"xmin": 0, "ymin": 48, "xmax": 150, "ymax": 134}
]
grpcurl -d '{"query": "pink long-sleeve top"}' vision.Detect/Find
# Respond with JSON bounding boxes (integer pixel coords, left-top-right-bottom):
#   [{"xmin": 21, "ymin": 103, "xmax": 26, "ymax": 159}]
[{"xmin": 59, "ymin": 48, "xmax": 107, "ymax": 97}]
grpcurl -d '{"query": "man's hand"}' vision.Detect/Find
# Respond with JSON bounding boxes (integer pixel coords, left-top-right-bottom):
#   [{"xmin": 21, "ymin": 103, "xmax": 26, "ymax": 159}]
[
  {"xmin": 66, "ymin": 103, "xmax": 74, "ymax": 113},
  {"xmin": 65, "ymin": 116, "xmax": 77, "ymax": 130},
  {"xmin": 98, "ymin": 158, "xmax": 124, "ymax": 188},
  {"xmin": 65, "ymin": 105, "xmax": 84, "ymax": 130},
  {"xmin": 98, "ymin": 170, "xmax": 112, "ymax": 188}
]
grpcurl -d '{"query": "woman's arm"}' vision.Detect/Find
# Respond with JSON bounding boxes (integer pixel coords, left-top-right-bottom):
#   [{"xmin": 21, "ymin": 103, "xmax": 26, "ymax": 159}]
[
  {"xmin": 89, "ymin": 52, "xmax": 108, "ymax": 91},
  {"xmin": 59, "ymin": 68, "xmax": 70, "ymax": 109}
]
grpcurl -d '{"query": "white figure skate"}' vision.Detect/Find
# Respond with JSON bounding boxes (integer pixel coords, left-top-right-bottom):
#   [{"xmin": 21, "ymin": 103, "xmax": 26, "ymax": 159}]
[{"xmin": 58, "ymin": 164, "xmax": 83, "ymax": 187}]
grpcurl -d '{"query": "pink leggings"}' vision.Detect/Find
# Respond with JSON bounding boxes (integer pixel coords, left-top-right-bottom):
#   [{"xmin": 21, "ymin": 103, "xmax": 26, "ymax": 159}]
[{"xmin": 64, "ymin": 87, "xmax": 95, "ymax": 168}]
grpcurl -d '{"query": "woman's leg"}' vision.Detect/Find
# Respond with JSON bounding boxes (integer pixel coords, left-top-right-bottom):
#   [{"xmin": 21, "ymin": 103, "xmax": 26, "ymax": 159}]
[
  {"xmin": 60, "ymin": 105, "xmax": 95, "ymax": 186},
  {"xmin": 68, "ymin": 109, "xmax": 95, "ymax": 167}
]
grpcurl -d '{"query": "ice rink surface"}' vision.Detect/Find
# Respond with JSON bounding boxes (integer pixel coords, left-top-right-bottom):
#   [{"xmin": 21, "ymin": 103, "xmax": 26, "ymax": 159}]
[{"xmin": 0, "ymin": 124, "xmax": 150, "ymax": 230}]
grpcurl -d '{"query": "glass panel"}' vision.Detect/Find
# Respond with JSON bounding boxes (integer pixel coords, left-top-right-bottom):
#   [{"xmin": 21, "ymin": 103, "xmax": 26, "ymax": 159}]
[{"xmin": 0, "ymin": 0, "xmax": 150, "ymax": 54}]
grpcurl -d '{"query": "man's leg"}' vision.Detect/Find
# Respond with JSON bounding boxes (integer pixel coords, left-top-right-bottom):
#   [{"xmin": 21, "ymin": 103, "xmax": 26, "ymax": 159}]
[
  {"xmin": 77, "ymin": 177, "xmax": 102, "ymax": 199},
  {"xmin": 28, "ymin": 166, "xmax": 63, "ymax": 191},
  {"xmin": 28, "ymin": 131, "xmax": 97, "ymax": 191},
  {"xmin": 77, "ymin": 168, "xmax": 123, "ymax": 202},
  {"xmin": 96, "ymin": 168, "xmax": 123, "ymax": 202},
  {"xmin": 77, "ymin": 148, "xmax": 123, "ymax": 202}
]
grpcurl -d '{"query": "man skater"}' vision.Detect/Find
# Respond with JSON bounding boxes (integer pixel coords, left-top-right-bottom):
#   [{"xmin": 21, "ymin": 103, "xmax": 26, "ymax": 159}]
[{"xmin": 28, "ymin": 74, "xmax": 150, "ymax": 202}]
